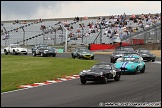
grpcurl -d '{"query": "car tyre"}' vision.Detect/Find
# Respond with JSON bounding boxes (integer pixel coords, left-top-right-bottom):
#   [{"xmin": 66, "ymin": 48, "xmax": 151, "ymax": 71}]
[
  {"xmin": 114, "ymin": 72, "xmax": 121, "ymax": 81},
  {"xmin": 91, "ymin": 56, "xmax": 94, "ymax": 60},
  {"xmin": 72, "ymin": 54, "xmax": 75, "ymax": 59},
  {"xmin": 32, "ymin": 52, "xmax": 36, "ymax": 56},
  {"xmin": 133, "ymin": 67, "xmax": 138, "ymax": 74},
  {"xmin": 24, "ymin": 53, "xmax": 27, "ymax": 55},
  {"xmin": 147, "ymin": 60, "xmax": 151, "ymax": 62},
  {"xmin": 102, "ymin": 77, "xmax": 108, "ymax": 84},
  {"xmin": 4, "ymin": 50, "xmax": 8, "ymax": 55},
  {"xmin": 77, "ymin": 55, "xmax": 81, "ymax": 59},
  {"xmin": 140, "ymin": 65, "xmax": 145, "ymax": 73},
  {"xmin": 13, "ymin": 50, "xmax": 17, "ymax": 55},
  {"xmin": 53, "ymin": 54, "xmax": 56, "ymax": 57},
  {"xmin": 110, "ymin": 58, "xmax": 114, "ymax": 63},
  {"xmin": 80, "ymin": 79, "xmax": 86, "ymax": 84},
  {"xmin": 41, "ymin": 53, "xmax": 44, "ymax": 57},
  {"xmin": 151, "ymin": 59, "xmax": 155, "ymax": 62}
]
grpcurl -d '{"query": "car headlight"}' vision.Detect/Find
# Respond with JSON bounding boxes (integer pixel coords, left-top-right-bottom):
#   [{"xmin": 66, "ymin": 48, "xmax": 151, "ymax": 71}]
[
  {"xmin": 116, "ymin": 54, "xmax": 123, "ymax": 57},
  {"xmin": 83, "ymin": 70, "xmax": 90, "ymax": 72},
  {"xmin": 153, "ymin": 54, "xmax": 155, "ymax": 57},
  {"xmin": 44, "ymin": 50, "xmax": 48, "ymax": 53},
  {"xmin": 83, "ymin": 70, "xmax": 87, "ymax": 72},
  {"xmin": 131, "ymin": 65, "xmax": 134, "ymax": 69},
  {"xmin": 99, "ymin": 72, "xmax": 103, "ymax": 76},
  {"xmin": 79, "ymin": 72, "xmax": 83, "ymax": 75}
]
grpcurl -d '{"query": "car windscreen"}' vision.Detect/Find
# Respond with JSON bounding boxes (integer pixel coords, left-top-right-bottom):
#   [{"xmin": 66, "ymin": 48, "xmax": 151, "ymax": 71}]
[
  {"xmin": 48, "ymin": 47, "xmax": 55, "ymax": 51},
  {"xmin": 124, "ymin": 53, "xmax": 137, "ymax": 56},
  {"xmin": 38, "ymin": 46, "xmax": 48, "ymax": 50},
  {"xmin": 139, "ymin": 50, "xmax": 150, "ymax": 53},
  {"xmin": 121, "ymin": 57, "xmax": 139, "ymax": 62},
  {"xmin": 38, "ymin": 44, "xmax": 47, "ymax": 47},
  {"xmin": 124, "ymin": 48, "xmax": 134, "ymax": 51},
  {"xmin": 114, "ymin": 50, "xmax": 126, "ymax": 54},
  {"xmin": 80, "ymin": 49, "xmax": 90, "ymax": 52},
  {"xmin": 11, "ymin": 45, "xmax": 20, "ymax": 48},
  {"xmin": 92, "ymin": 64, "xmax": 111, "ymax": 69}
]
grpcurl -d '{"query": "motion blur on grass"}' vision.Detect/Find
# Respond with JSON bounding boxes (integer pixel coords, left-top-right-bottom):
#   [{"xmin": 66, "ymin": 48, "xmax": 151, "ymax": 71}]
[{"xmin": 1, "ymin": 54, "xmax": 98, "ymax": 93}]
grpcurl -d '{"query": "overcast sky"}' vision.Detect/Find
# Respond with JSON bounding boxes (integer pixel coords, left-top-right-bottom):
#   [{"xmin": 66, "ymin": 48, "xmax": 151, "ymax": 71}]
[{"xmin": 1, "ymin": 1, "xmax": 161, "ymax": 21}]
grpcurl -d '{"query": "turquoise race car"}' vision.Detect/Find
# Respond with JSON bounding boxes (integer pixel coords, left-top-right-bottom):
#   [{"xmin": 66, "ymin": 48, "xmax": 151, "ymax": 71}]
[{"xmin": 115, "ymin": 54, "xmax": 145, "ymax": 74}]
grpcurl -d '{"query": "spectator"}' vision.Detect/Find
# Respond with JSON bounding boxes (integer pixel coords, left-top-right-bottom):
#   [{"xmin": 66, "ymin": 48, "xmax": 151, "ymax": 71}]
[
  {"xmin": 76, "ymin": 16, "xmax": 79, "ymax": 22},
  {"xmin": 123, "ymin": 12, "xmax": 126, "ymax": 18}
]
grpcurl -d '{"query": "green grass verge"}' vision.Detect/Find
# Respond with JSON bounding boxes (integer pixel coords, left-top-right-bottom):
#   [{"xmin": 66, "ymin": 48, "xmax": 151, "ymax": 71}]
[{"xmin": 1, "ymin": 54, "xmax": 99, "ymax": 93}]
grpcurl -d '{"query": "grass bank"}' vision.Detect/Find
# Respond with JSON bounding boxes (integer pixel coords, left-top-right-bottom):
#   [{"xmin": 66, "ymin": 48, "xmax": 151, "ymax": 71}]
[{"xmin": 1, "ymin": 54, "xmax": 98, "ymax": 92}]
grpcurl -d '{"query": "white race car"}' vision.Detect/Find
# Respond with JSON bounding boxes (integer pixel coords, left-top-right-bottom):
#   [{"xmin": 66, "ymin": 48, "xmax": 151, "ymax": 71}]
[{"xmin": 4, "ymin": 44, "xmax": 28, "ymax": 55}]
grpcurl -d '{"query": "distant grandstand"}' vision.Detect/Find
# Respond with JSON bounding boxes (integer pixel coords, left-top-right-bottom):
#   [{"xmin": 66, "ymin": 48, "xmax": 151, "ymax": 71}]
[{"xmin": 1, "ymin": 13, "xmax": 161, "ymax": 51}]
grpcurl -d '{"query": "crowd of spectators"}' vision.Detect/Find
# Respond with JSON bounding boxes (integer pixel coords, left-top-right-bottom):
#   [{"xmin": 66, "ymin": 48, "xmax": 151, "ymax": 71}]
[
  {"xmin": 1, "ymin": 13, "xmax": 161, "ymax": 44},
  {"xmin": 60, "ymin": 13, "xmax": 161, "ymax": 43}
]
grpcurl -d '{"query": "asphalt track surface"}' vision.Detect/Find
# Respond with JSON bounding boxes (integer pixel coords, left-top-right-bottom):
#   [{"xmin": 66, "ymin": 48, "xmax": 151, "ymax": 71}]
[{"xmin": 1, "ymin": 53, "xmax": 161, "ymax": 107}]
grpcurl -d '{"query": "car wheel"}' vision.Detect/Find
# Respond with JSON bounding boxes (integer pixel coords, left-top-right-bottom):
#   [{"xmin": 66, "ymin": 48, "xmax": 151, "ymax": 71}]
[
  {"xmin": 72, "ymin": 54, "xmax": 75, "ymax": 59},
  {"xmin": 140, "ymin": 65, "xmax": 145, "ymax": 73},
  {"xmin": 4, "ymin": 50, "xmax": 8, "ymax": 55},
  {"xmin": 24, "ymin": 53, "xmax": 27, "ymax": 55},
  {"xmin": 41, "ymin": 53, "xmax": 44, "ymax": 57},
  {"xmin": 133, "ymin": 67, "xmax": 138, "ymax": 74},
  {"xmin": 110, "ymin": 58, "xmax": 114, "ymax": 63},
  {"xmin": 77, "ymin": 55, "xmax": 81, "ymax": 59},
  {"xmin": 53, "ymin": 54, "xmax": 56, "ymax": 57},
  {"xmin": 147, "ymin": 60, "xmax": 151, "ymax": 62},
  {"xmin": 32, "ymin": 52, "xmax": 36, "ymax": 56},
  {"xmin": 102, "ymin": 77, "xmax": 108, "ymax": 84},
  {"xmin": 91, "ymin": 56, "xmax": 94, "ymax": 60},
  {"xmin": 151, "ymin": 59, "xmax": 155, "ymax": 62},
  {"xmin": 13, "ymin": 50, "xmax": 17, "ymax": 55},
  {"xmin": 80, "ymin": 79, "xmax": 86, "ymax": 84},
  {"xmin": 114, "ymin": 72, "xmax": 121, "ymax": 81}
]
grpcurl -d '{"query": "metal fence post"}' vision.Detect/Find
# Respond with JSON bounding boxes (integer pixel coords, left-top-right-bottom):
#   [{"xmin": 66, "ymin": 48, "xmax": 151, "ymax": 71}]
[
  {"xmin": 79, "ymin": 24, "xmax": 84, "ymax": 43},
  {"xmin": 155, "ymin": 26, "xmax": 157, "ymax": 43},
  {"xmin": 42, "ymin": 29, "xmax": 45, "ymax": 44},
  {"xmin": 61, "ymin": 24, "xmax": 68, "ymax": 52},
  {"xmin": 99, "ymin": 24, "xmax": 102, "ymax": 44},
  {"xmin": 51, "ymin": 27, "xmax": 56, "ymax": 45},
  {"xmin": 82, "ymin": 28, "xmax": 84, "ymax": 43},
  {"xmin": 22, "ymin": 27, "xmax": 25, "ymax": 46}
]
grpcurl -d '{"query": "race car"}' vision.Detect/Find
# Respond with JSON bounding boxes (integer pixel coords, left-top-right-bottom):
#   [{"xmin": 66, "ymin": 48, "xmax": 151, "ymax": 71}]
[
  {"xmin": 32, "ymin": 45, "xmax": 56, "ymax": 57},
  {"xmin": 110, "ymin": 49, "xmax": 138, "ymax": 63},
  {"xmin": 4, "ymin": 44, "xmax": 28, "ymax": 55},
  {"xmin": 111, "ymin": 46, "xmax": 138, "ymax": 63},
  {"xmin": 115, "ymin": 46, "xmax": 135, "ymax": 52},
  {"xmin": 135, "ymin": 48, "xmax": 156, "ymax": 62},
  {"xmin": 115, "ymin": 54, "xmax": 145, "ymax": 74},
  {"xmin": 71, "ymin": 47, "xmax": 94, "ymax": 60},
  {"xmin": 79, "ymin": 62, "xmax": 121, "ymax": 84}
]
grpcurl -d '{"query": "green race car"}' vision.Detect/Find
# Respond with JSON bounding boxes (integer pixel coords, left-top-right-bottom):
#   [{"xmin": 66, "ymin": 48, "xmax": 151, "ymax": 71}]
[
  {"xmin": 71, "ymin": 47, "xmax": 94, "ymax": 60},
  {"xmin": 115, "ymin": 54, "xmax": 145, "ymax": 74}
]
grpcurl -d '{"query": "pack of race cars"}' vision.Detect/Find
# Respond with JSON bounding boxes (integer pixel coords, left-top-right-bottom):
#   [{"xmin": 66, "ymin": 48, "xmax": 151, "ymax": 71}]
[{"xmin": 3, "ymin": 44, "xmax": 156, "ymax": 84}]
